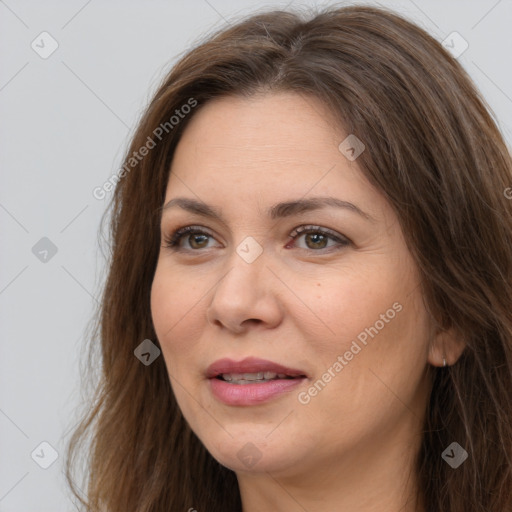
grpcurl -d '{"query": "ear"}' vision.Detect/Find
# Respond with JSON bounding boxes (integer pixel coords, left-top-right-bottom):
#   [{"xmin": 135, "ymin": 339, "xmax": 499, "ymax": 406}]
[{"xmin": 427, "ymin": 325, "xmax": 466, "ymax": 367}]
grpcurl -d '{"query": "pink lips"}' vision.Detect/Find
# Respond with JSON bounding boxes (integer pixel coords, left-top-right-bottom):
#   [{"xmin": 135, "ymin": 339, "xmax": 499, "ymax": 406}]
[{"xmin": 206, "ymin": 357, "xmax": 308, "ymax": 406}]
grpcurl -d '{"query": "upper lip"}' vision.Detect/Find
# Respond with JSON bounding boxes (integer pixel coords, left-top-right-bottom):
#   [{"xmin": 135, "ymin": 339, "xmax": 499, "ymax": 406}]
[{"xmin": 206, "ymin": 357, "xmax": 308, "ymax": 378}]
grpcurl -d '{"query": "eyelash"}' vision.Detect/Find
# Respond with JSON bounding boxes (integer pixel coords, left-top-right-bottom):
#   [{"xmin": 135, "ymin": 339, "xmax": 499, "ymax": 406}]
[{"xmin": 162, "ymin": 224, "xmax": 350, "ymax": 253}]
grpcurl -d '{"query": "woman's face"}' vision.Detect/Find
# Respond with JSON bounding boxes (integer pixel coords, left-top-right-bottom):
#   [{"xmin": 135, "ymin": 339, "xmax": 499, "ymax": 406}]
[{"xmin": 151, "ymin": 92, "xmax": 434, "ymax": 478}]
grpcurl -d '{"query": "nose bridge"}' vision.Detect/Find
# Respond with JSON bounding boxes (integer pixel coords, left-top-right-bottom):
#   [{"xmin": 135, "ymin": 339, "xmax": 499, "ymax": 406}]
[
  {"xmin": 215, "ymin": 240, "xmax": 266, "ymax": 304},
  {"xmin": 206, "ymin": 238, "xmax": 281, "ymax": 331}
]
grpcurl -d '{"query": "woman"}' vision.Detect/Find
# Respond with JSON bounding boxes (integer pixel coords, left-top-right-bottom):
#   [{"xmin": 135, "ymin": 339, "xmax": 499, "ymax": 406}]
[{"xmin": 66, "ymin": 4, "xmax": 512, "ymax": 511}]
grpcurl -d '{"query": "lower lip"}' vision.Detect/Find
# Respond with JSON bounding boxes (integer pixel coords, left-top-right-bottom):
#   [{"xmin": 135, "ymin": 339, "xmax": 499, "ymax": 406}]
[{"xmin": 209, "ymin": 377, "xmax": 306, "ymax": 406}]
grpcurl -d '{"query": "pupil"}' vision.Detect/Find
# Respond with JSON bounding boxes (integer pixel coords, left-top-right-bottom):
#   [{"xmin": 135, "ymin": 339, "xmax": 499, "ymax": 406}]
[
  {"xmin": 190, "ymin": 234, "xmax": 208, "ymax": 248},
  {"xmin": 307, "ymin": 233, "xmax": 327, "ymax": 249}
]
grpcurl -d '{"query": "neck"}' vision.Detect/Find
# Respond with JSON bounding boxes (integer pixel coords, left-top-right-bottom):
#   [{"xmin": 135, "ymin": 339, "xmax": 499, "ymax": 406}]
[{"xmin": 236, "ymin": 415, "xmax": 426, "ymax": 512}]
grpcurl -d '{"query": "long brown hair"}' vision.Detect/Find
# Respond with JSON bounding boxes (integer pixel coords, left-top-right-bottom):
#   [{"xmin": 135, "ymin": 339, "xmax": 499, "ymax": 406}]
[{"xmin": 65, "ymin": 4, "xmax": 512, "ymax": 511}]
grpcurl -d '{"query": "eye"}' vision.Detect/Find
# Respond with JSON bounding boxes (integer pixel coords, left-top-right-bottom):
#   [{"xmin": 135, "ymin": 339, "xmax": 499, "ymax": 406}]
[
  {"xmin": 163, "ymin": 226, "xmax": 218, "ymax": 251},
  {"xmin": 162, "ymin": 224, "xmax": 350, "ymax": 253},
  {"xmin": 286, "ymin": 225, "xmax": 350, "ymax": 251}
]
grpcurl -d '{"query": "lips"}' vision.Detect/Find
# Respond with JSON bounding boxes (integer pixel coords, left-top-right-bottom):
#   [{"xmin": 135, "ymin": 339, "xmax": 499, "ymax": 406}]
[
  {"xmin": 206, "ymin": 357, "xmax": 307, "ymax": 379},
  {"xmin": 206, "ymin": 357, "xmax": 308, "ymax": 406},
  {"xmin": 206, "ymin": 357, "xmax": 309, "ymax": 407}
]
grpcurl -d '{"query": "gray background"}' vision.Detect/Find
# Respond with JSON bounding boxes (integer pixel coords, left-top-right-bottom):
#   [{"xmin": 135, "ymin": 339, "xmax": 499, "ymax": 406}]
[{"xmin": 1, "ymin": 0, "xmax": 511, "ymax": 510}]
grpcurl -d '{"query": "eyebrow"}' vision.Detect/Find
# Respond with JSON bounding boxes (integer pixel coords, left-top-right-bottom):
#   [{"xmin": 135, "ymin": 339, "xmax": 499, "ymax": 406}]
[{"xmin": 160, "ymin": 196, "xmax": 376, "ymax": 223}]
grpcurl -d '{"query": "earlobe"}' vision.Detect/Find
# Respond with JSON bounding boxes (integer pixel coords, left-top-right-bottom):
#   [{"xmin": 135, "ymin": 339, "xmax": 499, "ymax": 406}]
[{"xmin": 427, "ymin": 326, "xmax": 466, "ymax": 367}]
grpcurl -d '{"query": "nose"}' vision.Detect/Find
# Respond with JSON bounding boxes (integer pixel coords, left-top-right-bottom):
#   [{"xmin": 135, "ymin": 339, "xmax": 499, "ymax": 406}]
[{"xmin": 206, "ymin": 249, "xmax": 284, "ymax": 334}]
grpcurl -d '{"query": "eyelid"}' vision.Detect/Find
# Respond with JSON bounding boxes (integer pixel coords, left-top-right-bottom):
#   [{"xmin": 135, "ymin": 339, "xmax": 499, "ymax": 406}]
[
  {"xmin": 288, "ymin": 224, "xmax": 349, "ymax": 243},
  {"xmin": 162, "ymin": 225, "xmax": 220, "ymax": 250}
]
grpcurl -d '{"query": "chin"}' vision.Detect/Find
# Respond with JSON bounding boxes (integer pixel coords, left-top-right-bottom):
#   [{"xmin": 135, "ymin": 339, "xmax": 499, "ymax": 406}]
[{"xmin": 202, "ymin": 432, "xmax": 300, "ymax": 475}]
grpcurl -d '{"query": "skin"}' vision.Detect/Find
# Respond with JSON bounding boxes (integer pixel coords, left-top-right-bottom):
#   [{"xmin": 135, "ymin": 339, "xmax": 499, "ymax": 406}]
[{"xmin": 150, "ymin": 92, "xmax": 464, "ymax": 512}]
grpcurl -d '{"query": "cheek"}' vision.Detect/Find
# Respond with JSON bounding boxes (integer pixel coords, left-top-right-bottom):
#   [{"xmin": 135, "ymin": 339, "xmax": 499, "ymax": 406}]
[
  {"xmin": 305, "ymin": 259, "xmax": 427, "ymax": 380},
  {"xmin": 150, "ymin": 264, "xmax": 205, "ymax": 361},
  {"xmin": 150, "ymin": 266, "xmax": 210, "ymax": 428},
  {"xmin": 307, "ymin": 286, "xmax": 430, "ymax": 420},
  {"xmin": 302, "ymin": 264, "xmax": 399, "ymax": 347}
]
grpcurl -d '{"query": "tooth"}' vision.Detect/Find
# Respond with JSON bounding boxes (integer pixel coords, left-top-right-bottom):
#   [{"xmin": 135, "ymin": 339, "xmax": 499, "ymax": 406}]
[
  {"xmin": 240, "ymin": 373, "xmax": 263, "ymax": 380},
  {"xmin": 221, "ymin": 371, "xmax": 293, "ymax": 384}
]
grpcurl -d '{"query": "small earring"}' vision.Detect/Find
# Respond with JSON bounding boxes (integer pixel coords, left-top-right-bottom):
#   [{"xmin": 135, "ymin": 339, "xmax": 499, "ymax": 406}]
[{"xmin": 443, "ymin": 357, "xmax": 447, "ymax": 367}]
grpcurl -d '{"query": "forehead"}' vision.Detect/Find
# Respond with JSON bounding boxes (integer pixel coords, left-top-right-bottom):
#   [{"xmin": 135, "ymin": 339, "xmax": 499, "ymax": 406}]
[
  {"xmin": 163, "ymin": 92, "xmax": 387, "ymax": 225},
  {"xmin": 169, "ymin": 93, "xmax": 355, "ymax": 185},
  {"xmin": 175, "ymin": 92, "xmax": 343, "ymax": 157}
]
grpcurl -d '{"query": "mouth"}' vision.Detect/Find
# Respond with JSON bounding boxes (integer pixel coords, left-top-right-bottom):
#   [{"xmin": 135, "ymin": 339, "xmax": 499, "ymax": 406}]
[
  {"xmin": 206, "ymin": 356, "xmax": 308, "ymax": 381},
  {"xmin": 206, "ymin": 357, "xmax": 308, "ymax": 405},
  {"xmin": 215, "ymin": 371, "xmax": 302, "ymax": 385}
]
